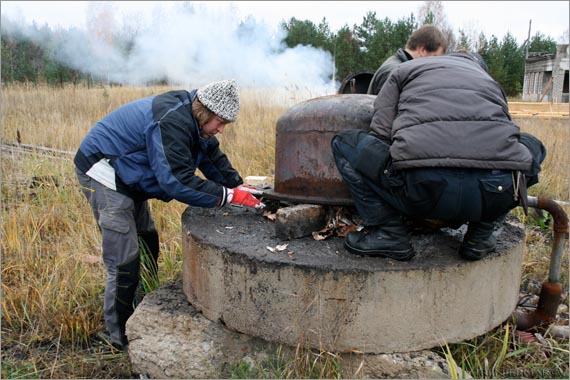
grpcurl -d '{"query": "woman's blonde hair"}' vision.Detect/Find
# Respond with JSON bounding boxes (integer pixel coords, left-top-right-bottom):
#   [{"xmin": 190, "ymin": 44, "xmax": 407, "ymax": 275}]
[{"xmin": 192, "ymin": 97, "xmax": 217, "ymax": 127}]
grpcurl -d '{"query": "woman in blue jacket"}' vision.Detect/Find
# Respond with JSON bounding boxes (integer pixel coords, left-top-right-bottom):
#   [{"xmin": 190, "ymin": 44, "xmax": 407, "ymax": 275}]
[{"xmin": 75, "ymin": 79, "xmax": 262, "ymax": 350}]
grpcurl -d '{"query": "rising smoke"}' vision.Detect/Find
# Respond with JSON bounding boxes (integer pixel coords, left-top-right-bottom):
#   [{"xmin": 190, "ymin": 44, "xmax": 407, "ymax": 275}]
[{"xmin": 1, "ymin": 2, "xmax": 338, "ymax": 98}]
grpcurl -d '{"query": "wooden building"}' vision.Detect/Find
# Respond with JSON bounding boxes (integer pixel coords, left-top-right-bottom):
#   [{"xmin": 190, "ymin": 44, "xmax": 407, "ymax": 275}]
[{"xmin": 523, "ymin": 44, "xmax": 569, "ymax": 102}]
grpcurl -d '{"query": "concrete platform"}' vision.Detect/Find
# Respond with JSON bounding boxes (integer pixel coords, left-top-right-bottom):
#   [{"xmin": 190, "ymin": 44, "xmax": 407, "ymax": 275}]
[
  {"xmin": 182, "ymin": 205, "xmax": 525, "ymax": 354},
  {"xmin": 126, "ymin": 280, "xmax": 455, "ymax": 379}
]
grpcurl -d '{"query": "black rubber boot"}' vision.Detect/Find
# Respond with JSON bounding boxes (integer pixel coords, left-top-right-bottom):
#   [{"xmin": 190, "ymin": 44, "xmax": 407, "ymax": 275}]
[
  {"xmin": 97, "ymin": 331, "xmax": 128, "ymax": 353},
  {"xmin": 459, "ymin": 220, "xmax": 497, "ymax": 260},
  {"xmin": 344, "ymin": 219, "xmax": 415, "ymax": 261},
  {"xmin": 116, "ymin": 255, "xmax": 140, "ymax": 348}
]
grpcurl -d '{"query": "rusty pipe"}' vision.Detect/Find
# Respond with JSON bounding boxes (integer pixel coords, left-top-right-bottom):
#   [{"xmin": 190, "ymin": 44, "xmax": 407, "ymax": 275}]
[
  {"xmin": 527, "ymin": 196, "xmax": 569, "ymax": 284},
  {"xmin": 512, "ymin": 196, "xmax": 569, "ymax": 331}
]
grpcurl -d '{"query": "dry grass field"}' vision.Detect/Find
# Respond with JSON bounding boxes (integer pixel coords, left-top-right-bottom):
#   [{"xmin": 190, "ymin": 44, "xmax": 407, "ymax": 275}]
[{"xmin": 1, "ymin": 84, "xmax": 568, "ymax": 379}]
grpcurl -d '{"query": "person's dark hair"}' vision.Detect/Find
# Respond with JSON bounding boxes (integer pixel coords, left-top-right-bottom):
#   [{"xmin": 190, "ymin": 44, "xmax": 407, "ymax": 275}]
[{"xmin": 406, "ymin": 25, "xmax": 448, "ymax": 53}]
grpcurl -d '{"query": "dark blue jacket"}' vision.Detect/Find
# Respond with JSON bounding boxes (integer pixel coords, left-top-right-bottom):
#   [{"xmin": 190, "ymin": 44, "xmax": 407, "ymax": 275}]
[{"xmin": 74, "ymin": 90, "xmax": 242, "ymax": 207}]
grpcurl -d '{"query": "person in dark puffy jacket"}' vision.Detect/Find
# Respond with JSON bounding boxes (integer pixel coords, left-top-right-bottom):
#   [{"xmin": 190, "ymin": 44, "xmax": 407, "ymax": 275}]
[
  {"xmin": 333, "ymin": 52, "xmax": 546, "ymax": 261},
  {"xmin": 74, "ymin": 79, "xmax": 263, "ymax": 350},
  {"xmin": 366, "ymin": 25, "xmax": 448, "ymax": 96}
]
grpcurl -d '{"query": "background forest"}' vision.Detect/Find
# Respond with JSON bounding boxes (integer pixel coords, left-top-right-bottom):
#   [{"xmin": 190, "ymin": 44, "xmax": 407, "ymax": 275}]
[
  {"xmin": 2, "ymin": 1, "xmax": 569, "ymax": 379},
  {"xmin": 1, "ymin": 1, "xmax": 563, "ymax": 97}
]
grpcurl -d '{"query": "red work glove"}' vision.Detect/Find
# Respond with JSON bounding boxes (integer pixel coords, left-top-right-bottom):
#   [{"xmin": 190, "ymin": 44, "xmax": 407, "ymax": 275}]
[
  {"xmin": 228, "ymin": 187, "xmax": 264, "ymax": 209},
  {"xmin": 236, "ymin": 184, "xmax": 264, "ymax": 197}
]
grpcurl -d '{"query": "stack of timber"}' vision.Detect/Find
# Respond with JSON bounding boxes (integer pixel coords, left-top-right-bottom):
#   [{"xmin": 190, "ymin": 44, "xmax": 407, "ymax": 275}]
[{"xmin": 508, "ymin": 102, "xmax": 569, "ymax": 119}]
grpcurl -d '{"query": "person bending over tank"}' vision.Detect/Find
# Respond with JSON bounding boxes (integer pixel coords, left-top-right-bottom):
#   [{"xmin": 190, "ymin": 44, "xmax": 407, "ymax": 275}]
[
  {"xmin": 74, "ymin": 79, "xmax": 263, "ymax": 350},
  {"xmin": 333, "ymin": 52, "xmax": 546, "ymax": 261}
]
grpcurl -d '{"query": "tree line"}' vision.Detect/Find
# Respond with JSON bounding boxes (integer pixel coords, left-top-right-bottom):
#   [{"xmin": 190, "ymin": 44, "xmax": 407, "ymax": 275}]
[
  {"xmin": 1, "ymin": 10, "xmax": 558, "ymax": 97},
  {"xmin": 282, "ymin": 11, "xmax": 558, "ymax": 97}
]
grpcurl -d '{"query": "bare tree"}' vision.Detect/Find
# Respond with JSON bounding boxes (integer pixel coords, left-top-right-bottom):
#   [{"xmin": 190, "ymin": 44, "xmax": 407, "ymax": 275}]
[
  {"xmin": 119, "ymin": 10, "xmax": 144, "ymax": 56},
  {"xmin": 560, "ymin": 29, "xmax": 569, "ymax": 44},
  {"xmin": 418, "ymin": 1, "xmax": 456, "ymax": 51},
  {"xmin": 86, "ymin": 2, "xmax": 117, "ymax": 84}
]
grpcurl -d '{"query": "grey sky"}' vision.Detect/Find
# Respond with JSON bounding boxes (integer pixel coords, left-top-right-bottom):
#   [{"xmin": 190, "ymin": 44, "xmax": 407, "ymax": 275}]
[
  {"xmin": 2, "ymin": 0, "xmax": 567, "ymax": 93},
  {"xmin": 2, "ymin": 1, "xmax": 569, "ymax": 44}
]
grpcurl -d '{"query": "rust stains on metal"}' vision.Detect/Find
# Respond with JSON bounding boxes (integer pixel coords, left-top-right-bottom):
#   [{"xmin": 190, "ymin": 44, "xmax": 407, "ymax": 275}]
[
  {"xmin": 269, "ymin": 94, "xmax": 376, "ymax": 206},
  {"xmin": 513, "ymin": 196, "xmax": 569, "ymax": 331}
]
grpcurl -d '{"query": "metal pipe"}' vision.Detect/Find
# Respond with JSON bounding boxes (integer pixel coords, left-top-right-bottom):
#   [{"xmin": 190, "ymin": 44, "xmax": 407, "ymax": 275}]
[
  {"xmin": 527, "ymin": 195, "xmax": 570, "ymax": 208},
  {"xmin": 526, "ymin": 196, "xmax": 569, "ymax": 283},
  {"xmin": 513, "ymin": 196, "xmax": 569, "ymax": 331}
]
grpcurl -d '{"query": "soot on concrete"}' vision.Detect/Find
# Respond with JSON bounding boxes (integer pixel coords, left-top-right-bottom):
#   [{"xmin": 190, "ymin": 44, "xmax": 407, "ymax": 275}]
[{"xmin": 183, "ymin": 205, "xmax": 525, "ymax": 273}]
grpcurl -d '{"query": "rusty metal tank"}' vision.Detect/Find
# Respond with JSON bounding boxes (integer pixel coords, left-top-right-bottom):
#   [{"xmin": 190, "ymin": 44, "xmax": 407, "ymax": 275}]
[{"xmin": 264, "ymin": 94, "xmax": 376, "ymax": 205}]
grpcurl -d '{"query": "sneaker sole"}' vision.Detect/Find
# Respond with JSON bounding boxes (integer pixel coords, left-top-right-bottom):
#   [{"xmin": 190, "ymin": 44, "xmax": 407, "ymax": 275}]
[
  {"xmin": 344, "ymin": 241, "xmax": 416, "ymax": 261},
  {"xmin": 459, "ymin": 246, "xmax": 496, "ymax": 260}
]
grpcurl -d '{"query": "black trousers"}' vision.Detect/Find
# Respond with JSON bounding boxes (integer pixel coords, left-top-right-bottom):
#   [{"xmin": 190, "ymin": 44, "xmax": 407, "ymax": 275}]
[{"xmin": 331, "ymin": 130, "xmax": 519, "ymax": 227}]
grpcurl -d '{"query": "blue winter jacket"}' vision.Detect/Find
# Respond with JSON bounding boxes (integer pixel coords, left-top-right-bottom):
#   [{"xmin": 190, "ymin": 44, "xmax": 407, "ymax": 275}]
[{"xmin": 74, "ymin": 89, "xmax": 243, "ymax": 207}]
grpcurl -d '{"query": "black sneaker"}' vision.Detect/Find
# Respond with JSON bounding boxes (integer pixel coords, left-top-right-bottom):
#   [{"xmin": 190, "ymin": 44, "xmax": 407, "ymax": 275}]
[
  {"xmin": 459, "ymin": 235, "xmax": 496, "ymax": 260},
  {"xmin": 344, "ymin": 225, "xmax": 415, "ymax": 261},
  {"xmin": 459, "ymin": 220, "xmax": 498, "ymax": 260}
]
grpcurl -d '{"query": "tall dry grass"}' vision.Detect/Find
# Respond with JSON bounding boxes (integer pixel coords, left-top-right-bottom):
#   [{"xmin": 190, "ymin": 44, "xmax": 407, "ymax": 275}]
[
  {"xmin": 511, "ymin": 117, "xmax": 570, "ymax": 285},
  {"xmin": 514, "ymin": 117, "xmax": 569, "ymax": 202},
  {"xmin": 1, "ymin": 83, "xmax": 569, "ymax": 378},
  {"xmin": 1, "ymin": 83, "xmax": 287, "ymax": 378}
]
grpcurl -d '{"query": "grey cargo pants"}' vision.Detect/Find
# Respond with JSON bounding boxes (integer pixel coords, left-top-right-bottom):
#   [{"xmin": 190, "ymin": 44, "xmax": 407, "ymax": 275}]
[{"xmin": 76, "ymin": 168, "xmax": 157, "ymax": 347}]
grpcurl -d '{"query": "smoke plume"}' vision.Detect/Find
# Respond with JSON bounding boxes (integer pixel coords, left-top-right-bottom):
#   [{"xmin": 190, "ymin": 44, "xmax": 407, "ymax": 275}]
[{"xmin": 1, "ymin": 2, "xmax": 337, "ymax": 97}]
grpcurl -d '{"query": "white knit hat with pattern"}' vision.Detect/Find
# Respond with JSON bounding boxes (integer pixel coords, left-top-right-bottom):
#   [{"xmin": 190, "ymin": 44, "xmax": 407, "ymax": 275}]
[{"xmin": 196, "ymin": 79, "xmax": 240, "ymax": 122}]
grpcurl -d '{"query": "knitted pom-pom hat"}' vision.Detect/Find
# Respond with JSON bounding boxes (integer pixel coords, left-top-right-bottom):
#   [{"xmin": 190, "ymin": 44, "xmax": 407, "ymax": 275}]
[{"xmin": 196, "ymin": 79, "xmax": 240, "ymax": 122}]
